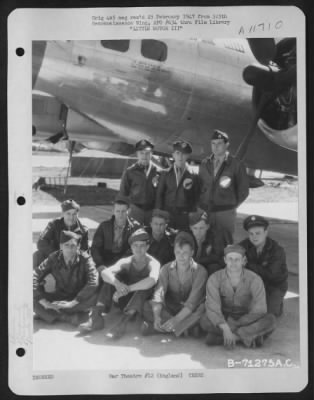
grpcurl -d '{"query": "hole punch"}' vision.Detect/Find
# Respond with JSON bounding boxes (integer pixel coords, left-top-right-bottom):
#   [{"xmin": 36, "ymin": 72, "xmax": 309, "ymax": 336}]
[
  {"xmin": 16, "ymin": 47, "xmax": 25, "ymax": 57},
  {"xmin": 16, "ymin": 348, "xmax": 25, "ymax": 357},
  {"xmin": 17, "ymin": 196, "xmax": 26, "ymax": 206}
]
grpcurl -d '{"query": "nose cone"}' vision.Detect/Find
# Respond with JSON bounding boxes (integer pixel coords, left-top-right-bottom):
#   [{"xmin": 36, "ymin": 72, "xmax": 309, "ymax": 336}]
[{"xmin": 32, "ymin": 41, "xmax": 47, "ymax": 88}]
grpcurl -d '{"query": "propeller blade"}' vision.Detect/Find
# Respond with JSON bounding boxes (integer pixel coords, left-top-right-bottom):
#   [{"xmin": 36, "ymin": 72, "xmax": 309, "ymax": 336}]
[
  {"xmin": 243, "ymin": 64, "xmax": 296, "ymax": 94},
  {"xmin": 247, "ymin": 38, "xmax": 276, "ymax": 65}
]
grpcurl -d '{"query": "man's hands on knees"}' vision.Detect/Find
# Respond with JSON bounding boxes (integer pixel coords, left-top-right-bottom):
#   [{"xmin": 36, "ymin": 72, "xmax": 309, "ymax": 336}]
[
  {"xmin": 114, "ymin": 280, "xmax": 130, "ymax": 297},
  {"xmin": 52, "ymin": 300, "xmax": 79, "ymax": 309}
]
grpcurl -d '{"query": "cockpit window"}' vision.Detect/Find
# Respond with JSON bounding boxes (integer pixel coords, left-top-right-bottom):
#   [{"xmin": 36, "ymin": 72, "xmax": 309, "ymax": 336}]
[
  {"xmin": 100, "ymin": 40, "xmax": 130, "ymax": 52},
  {"xmin": 141, "ymin": 40, "xmax": 167, "ymax": 62}
]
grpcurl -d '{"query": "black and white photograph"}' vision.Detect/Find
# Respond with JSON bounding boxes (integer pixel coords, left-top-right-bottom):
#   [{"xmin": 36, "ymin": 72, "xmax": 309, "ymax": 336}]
[{"xmin": 7, "ymin": 6, "xmax": 308, "ymax": 395}]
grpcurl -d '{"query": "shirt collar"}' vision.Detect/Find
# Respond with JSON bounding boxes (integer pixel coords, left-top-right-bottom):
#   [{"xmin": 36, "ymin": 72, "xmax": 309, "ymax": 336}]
[{"xmin": 170, "ymin": 258, "xmax": 197, "ymax": 270}]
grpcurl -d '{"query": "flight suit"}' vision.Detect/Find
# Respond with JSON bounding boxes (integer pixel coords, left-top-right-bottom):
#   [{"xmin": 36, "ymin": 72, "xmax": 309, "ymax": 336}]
[
  {"xmin": 142, "ymin": 260, "xmax": 208, "ymax": 336},
  {"xmin": 200, "ymin": 268, "xmax": 276, "ymax": 346},
  {"xmin": 155, "ymin": 165, "xmax": 199, "ymax": 230},
  {"xmin": 33, "ymin": 250, "xmax": 99, "ymax": 323},
  {"xmin": 119, "ymin": 162, "xmax": 160, "ymax": 225},
  {"xmin": 199, "ymin": 154, "xmax": 249, "ymax": 244},
  {"xmin": 91, "ymin": 216, "xmax": 141, "ymax": 268},
  {"xmin": 34, "ymin": 217, "xmax": 89, "ymax": 267},
  {"xmin": 239, "ymin": 237, "xmax": 288, "ymax": 317}
]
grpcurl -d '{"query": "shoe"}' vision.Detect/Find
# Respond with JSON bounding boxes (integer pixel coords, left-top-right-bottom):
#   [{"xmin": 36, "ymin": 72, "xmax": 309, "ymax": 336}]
[
  {"xmin": 255, "ymin": 335, "xmax": 264, "ymax": 347},
  {"xmin": 79, "ymin": 309, "xmax": 104, "ymax": 332},
  {"xmin": 189, "ymin": 325, "xmax": 201, "ymax": 338},
  {"xmin": 205, "ymin": 333, "xmax": 224, "ymax": 346},
  {"xmin": 109, "ymin": 316, "xmax": 129, "ymax": 340},
  {"xmin": 58, "ymin": 313, "xmax": 81, "ymax": 326},
  {"xmin": 140, "ymin": 321, "xmax": 156, "ymax": 336}
]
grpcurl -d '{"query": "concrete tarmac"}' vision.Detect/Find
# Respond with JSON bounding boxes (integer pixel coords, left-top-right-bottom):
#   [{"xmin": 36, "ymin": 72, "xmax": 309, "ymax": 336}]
[{"xmin": 32, "ymin": 199, "xmax": 301, "ymax": 372}]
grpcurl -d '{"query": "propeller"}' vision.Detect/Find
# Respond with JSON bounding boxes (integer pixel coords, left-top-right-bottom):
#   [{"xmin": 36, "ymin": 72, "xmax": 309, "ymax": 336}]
[
  {"xmin": 236, "ymin": 38, "xmax": 296, "ymax": 161},
  {"xmin": 247, "ymin": 38, "xmax": 276, "ymax": 66}
]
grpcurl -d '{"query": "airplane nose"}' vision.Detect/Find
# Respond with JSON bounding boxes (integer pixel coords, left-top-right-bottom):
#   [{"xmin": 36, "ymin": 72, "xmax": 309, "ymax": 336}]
[{"xmin": 32, "ymin": 41, "xmax": 47, "ymax": 88}]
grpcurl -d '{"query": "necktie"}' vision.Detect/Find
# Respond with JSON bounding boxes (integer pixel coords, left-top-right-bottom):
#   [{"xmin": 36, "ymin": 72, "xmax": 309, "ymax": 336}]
[
  {"xmin": 214, "ymin": 158, "xmax": 221, "ymax": 176},
  {"xmin": 176, "ymin": 167, "xmax": 182, "ymax": 184}
]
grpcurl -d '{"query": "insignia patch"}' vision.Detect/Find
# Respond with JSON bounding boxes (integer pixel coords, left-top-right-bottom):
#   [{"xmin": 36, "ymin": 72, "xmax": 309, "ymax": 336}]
[
  {"xmin": 182, "ymin": 142, "xmax": 187, "ymax": 148},
  {"xmin": 205, "ymin": 245, "xmax": 212, "ymax": 255},
  {"xmin": 183, "ymin": 178, "xmax": 193, "ymax": 190},
  {"xmin": 252, "ymin": 216, "xmax": 256, "ymax": 221},
  {"xmin": 152, "ymin": 175, "xmax": 159, "ymax": 187},
  {"xmin": 141, "ymin": 140, "xmax": 146, "ymax": 145},
  {"xmin": 219, "ymin": 176, "xmax": 231, "ymax": 188}
]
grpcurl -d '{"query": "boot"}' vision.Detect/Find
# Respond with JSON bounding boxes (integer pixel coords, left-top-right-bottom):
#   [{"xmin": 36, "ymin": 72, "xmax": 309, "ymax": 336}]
[
  {"xmin": 140, "ymin": 321, "xmax": 156, "ymax": 336},
  {"xmin": 58, "ymin": 312, "xmax": 81, "ymax": 326},
  {"xmin": 79, "ymin": 307, "xmax": 104, "ymax": 332},
  {"xmin": 237, "ymin": 314, "xmax": 276, "ymax": 348},
  {"xmin": 109, "ymin": 314, "xmax": 132, "ymax": 340}
]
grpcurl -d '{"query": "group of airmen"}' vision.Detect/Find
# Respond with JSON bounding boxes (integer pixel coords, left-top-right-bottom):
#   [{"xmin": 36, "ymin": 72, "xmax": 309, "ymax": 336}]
[{"xmin": 33, "ymin": 129, "xmax": 288, "ymax": 350}]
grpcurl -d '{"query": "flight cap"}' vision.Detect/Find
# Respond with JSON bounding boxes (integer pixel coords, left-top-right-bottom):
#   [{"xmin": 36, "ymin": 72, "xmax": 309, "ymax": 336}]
[
  {"xmin": 224, "ymin": 244, "xmax": 246, "ymax": 257},
  {"xmin": 189, "ymin": 210, "xmax": 210, "ymax": 226},
  {"xmin": 61, "ymin": 199, "xmax": 80, "ymax": 212},
  {"xmin": 152, "ymin": 209, "xmax": 170, "ymax": 222},
  {"xmin": 135, "ymin": 139, "xmax": 154, "ymax": 151},
  {"xmin": 114, "ymin": 194, "xmax": 130, "ymax": 207},
  {"xmin": 211, "ymin": 129, "xmax": 229, "ymax": 142},
  {"xmin": 128, "ymin": 228, "xmax": 150, "ymax": 245},
  {"xmin": 172, "ymin": 140, "xmax": 192, "ymax": 154},
  {"xmin": 60, "ymin": 230, "xmax": 81, "ymax": 244},
  {"xmin": 243, "ymin": 215, "xmax": 269, "ymax": 231}
]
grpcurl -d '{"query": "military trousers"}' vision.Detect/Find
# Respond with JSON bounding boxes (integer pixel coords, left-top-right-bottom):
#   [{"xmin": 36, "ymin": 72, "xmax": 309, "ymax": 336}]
[
  {"xmin": 200, "ymin": 312, "xmax": 276, "ymax": 346},
  {"xmin": 33, "ymin": 291, "xmax": 98, "ymax": 324},
  {"xmin": 142, "ymin": 300, "xmax": 205, "ymax": 336},
  {"xmin": 266, "ymin": 286, "xmax": 287, "ymax": 317},
  {"xmin": 96, "ymin": 279, "xmax": 153, "ymax": 316}
]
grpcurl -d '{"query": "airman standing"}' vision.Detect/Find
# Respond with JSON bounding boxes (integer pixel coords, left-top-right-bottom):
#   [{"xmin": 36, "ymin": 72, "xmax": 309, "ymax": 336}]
[
  {"xmin": 119, "ymin": 139, "xmax": 160, "ymax": 225},
  {"xmin": 199, "ymin": 130, "xmax": 249, "ymax": 244},
  {"xmin": 155, "ymin": 140, "xmax": 199, "ymax": 231}
]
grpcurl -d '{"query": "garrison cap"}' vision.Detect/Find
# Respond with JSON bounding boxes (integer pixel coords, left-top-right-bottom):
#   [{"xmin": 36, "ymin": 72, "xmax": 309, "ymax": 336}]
[
  {"xmin": 152, "ymin": 209, "xmax": 170, "ymax": 222},
  {"xmin": 243, "ymin": 215, "xmax": 269, "ymax": 231},
  {"xmin": 60, "ymin": 230, "xmax": 81, "ymax": 244},
  {"xmin": 114, "ymin": 194, "xmax": 130, "ymax": 207},
  {"xmin": 211, "ymin": 129, "xmax": 229, "ymax": 142},
  {"xmin": 174, "ymin": 231, "xmax": 195, "ymax": 250},
  {"xmin": 128, "ymin": 228, "xmax": 150, "ymax": 245},
  {"xmin": 189, "ymin": 210, "xmax": 210, "ymax": 226},
  {"xmin": 135, "ymin": 139, "xmax": 154, "ymax": 151},
  {"xmin": 61, "ymin": 199, "xmax": 80, "ymax": 212},
  {"xmin": 224, "ymin": 244, "xmax": 246, "ymax": 257},
  {"xmin": 172, "ymin": 140, "xmax": 193, "ymax": 154}
]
